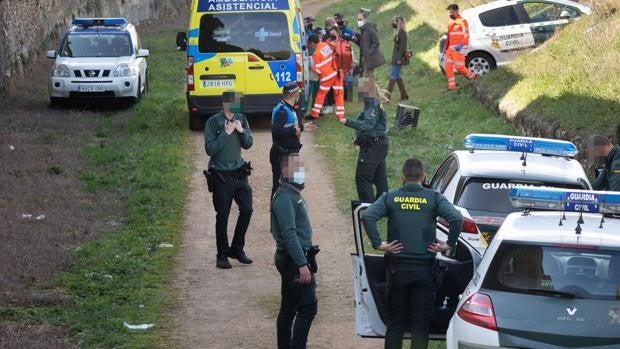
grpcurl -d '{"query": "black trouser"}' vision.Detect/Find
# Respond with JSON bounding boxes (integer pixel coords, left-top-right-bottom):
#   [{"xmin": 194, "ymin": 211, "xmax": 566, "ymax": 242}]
[
  {"xmin": 211, "ymin": 170, "xmax": 253, "ymax": 258},
  {"xmin": 384, "ymin": 259, "xmax": 436, "ymax": 349},
  {"xmin": 275, "ymin": 252, "xmax": 317, "ymax": 349},
  {"xmin": 270, "ymin": 145, "xmax": 283, "ymax": 197},
  {"xmin": 356, "ymin": 137, "xmax": 389, "ymax": 203}
]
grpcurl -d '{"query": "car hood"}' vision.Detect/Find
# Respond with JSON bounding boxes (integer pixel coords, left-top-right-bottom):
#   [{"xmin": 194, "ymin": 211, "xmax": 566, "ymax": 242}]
[{"xmin": 54, "ymin": 56, "xmax": 132, "ymax": 69}]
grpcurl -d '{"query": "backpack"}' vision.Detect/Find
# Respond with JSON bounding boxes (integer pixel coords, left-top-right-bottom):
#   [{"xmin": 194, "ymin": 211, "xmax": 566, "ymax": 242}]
[{"xmin": 333, "ymin": 39, "xmax": 353, "ymax": 72}]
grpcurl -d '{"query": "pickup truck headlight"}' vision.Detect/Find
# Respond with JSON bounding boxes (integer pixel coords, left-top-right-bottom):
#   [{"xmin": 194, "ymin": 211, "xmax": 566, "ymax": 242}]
[
  {"xmin": 113, "ymin": 63, "xmax": 136, "ymax": 77},
  {"xmin": 51, "ymin": 64, "xmax": 70, "ymax": 77}
]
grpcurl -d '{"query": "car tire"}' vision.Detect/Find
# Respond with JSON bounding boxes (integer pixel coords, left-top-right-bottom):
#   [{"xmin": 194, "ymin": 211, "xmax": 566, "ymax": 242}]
[
  {"xmin": 466, "ymin": 52, "xmax": 496, "ymax": 76},
  {"xmin": 133, "ymin": 77, "xmax": 142, "ymax": 104},
  {"xmin": 50, "ymin": 97, "xmax": 64, "ymax": 108},
  {"xmin": 143, "ymin": 71, "xmax": 148, "ymax": 95},
  {"xmin": 189, "ymin": 112, "xmax": 204, "ymax": 131}
]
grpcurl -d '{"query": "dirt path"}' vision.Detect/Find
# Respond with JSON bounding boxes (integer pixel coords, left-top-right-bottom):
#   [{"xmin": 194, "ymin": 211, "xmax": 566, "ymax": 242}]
[{"xmin": 164, "ymin": 114, "xmax": 384, "ymax": 348}]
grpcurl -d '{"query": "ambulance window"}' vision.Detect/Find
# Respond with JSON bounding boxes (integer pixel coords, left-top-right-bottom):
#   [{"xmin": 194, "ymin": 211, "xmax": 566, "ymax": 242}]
[
  {"xmin": 479, "ymin": 6, "xmax": 520, "ymax": 27},
  {"xmin": 199, "ymin": 13, "xmax": 291, "ymax": 61}
]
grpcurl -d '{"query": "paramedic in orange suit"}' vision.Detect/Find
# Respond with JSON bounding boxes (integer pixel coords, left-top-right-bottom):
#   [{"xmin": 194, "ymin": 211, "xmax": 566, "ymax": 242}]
[
  {"xmin": 309, "ymin": 27, "xmax": 345, "ymax": 120},
  {"xmin": 444, "ymin": 4, "xmax": 476, "ymax": 90}
]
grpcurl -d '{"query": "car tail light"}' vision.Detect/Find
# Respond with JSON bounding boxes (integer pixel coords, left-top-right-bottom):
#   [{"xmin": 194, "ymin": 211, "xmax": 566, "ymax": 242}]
[
  {"xmin": 187, "ymin": 56, "xmax": 195, "ymax": 92},
  {"xmin": 457, "ymin": 293, "xmax": 497, "ymax": 331},
  {"xmin": 438, "ymin": 217, "xmax": 479, "ymax": 234}
]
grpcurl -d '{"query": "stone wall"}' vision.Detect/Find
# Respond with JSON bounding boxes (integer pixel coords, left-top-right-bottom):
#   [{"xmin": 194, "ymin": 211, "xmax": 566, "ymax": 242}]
[{"xmin": 0, "ymin": 0, "xmax": 186, "ymax": 90}]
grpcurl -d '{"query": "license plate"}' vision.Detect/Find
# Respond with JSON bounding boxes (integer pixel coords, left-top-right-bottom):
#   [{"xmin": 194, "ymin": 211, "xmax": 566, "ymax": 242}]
[
  {"xmin": 78, "ymin": 85, "xmax": 106, "ymax": 92},
  {"xmin": 202, "ymin": 80, "xmax": 234, "ymax": 88}
]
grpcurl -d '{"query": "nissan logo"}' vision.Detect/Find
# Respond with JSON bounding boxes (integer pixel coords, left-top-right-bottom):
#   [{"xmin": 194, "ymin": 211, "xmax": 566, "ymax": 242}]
[{"xmin": 88, "ymin": 70, "xmax": 97, "ymax": 77}]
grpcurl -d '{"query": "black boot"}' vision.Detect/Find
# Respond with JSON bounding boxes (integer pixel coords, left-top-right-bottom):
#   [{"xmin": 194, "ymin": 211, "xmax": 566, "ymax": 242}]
[
  {"xmin": 231, "ymin": 251, "xmax": 253, "ymax": 265},
  {"xmin": 216, "ymin": 256, "xmax": 232, "ymax": 269}
]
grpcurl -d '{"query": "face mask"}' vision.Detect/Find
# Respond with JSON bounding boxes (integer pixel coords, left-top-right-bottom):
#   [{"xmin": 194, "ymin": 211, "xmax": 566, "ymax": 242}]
[
  {"xmin": 292, "ymin": 169, "xmax": 305, "ymax": 185},
  {"xmin": 392, "ymin": 23, "xmax": 398, "ymax": 29},
  {"xmin": 357, "ymin": 20, "xmax": 365, "ymax": 28},
  {"xmin": 330, "ymin": 34, "xmax": 337, "ymax": 40},
  {"xmin": 337, "ymin": 20, "xmax": 344, "ymax": 26},
  {"xmin": 449, "ymin": 14, "xmax": 456, "ymax": 20},
  {"xmin": 306, "ymin": 24, "xmax": 313, "ymax": 30},
  {"xmin": 230, "ymin": 103, "xmax": 241, "ymax": 113}
]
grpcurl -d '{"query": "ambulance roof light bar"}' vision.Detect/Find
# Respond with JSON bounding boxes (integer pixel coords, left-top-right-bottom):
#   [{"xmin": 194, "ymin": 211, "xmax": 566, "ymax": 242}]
[
  {"xmin": 510, "ymin": 187, "xmax": 620, "ymax": 215},
  {"xmin": 72, "ymin": 18, "xmax": 128, "ymax": 28},
  {"xmin": 464, "ymin": 134, "xmax": 578, "ymax": 158}
]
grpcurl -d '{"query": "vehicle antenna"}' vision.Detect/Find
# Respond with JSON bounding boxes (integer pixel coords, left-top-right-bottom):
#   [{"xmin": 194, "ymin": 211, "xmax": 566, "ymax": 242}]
[
  {"xmin": 558, "ymin": 216, "xmax": 563, "ymax": 226},
  {"xmin": 575, "ymin": 221, "xmax": 582, "ymax": 235},
  {"xmin": 598, "ymin": 215, "xmax": 605, "ymax": 229},
  {"xmin": 521, "ymin": 152, "xmax": 527, "ymax": 167},
  {"xmin": 577, "ymin": 210, "xmax": 584, "ymax": 224}
]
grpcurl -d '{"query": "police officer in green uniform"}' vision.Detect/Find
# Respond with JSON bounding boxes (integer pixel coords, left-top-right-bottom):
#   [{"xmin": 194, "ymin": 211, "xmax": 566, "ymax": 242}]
[
  {"xmin": 271, "ymin": 153, "xmax": 318, "ymax": 349},
  {"xmin": 338, "ymin": 78, "xmax": 388, "ymax": 202},
  {"xmin": 591, "ymin": 135, "xmax": 620, "ymax": 192},
  {"xmin": 205, "ymin": 91, "xmax": 254, "ymax": 269},
  {"xmin": 362, "ymin": 158, "xmax": 463, "ymax": 349}
]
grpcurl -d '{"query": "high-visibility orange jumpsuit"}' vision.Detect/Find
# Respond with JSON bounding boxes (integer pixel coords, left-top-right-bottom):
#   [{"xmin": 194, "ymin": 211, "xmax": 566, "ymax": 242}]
[
  {"xmin": 310, "ymin": 41, "xmax": 345, "ymax": 119},
  {"xmin": 444, "ymin": 15, "xmax": 476, "ymax": 90}
]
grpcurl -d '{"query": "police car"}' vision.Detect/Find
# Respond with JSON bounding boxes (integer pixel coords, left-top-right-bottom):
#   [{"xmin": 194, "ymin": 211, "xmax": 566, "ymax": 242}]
[
  {"xmin": 47, "ymin": 18, "xmax": 149, "ymax": 104},
  {"xmin": 438, "ymin": 0, "xmax": 591, "ymax": 75},
  {"xmin": 447, "ymin": 188, "xmax": 620, "ymax": 348},
  {"xmin": 429, "ymin": 134, "xmax": 592, "ymax": 249},
  {"xmin": 350, "ymin": 201, "xmax": 483, "ymax": 339}
]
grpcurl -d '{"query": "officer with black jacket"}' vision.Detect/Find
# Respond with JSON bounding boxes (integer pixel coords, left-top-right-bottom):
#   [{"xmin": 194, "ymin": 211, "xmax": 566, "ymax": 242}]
[
  {"xmin": 205, "ymin": 91, "xmax": 254, "ymax": 270},
  {"xmin": 271, "ymin": 153, "xmax": 318, "ymax": 349},
  {"xmin": 338, "ymin": 78, "xmax": 388, "ymax": 202},
  {"xmin": 270, "ymin": 82, "xmax": 316, "ymax": 196},
  {"xmin": 362, "ymin": 158, "xmax": 463, "ymax": 349}
]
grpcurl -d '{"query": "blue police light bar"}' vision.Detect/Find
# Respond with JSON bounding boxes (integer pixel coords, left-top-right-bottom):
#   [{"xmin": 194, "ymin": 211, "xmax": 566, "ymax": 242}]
[
  {"xmin": 510, "ymin": 187, "xmax": 620, "ymax": 214},
  {"xmin": 464, "ymin": 134, "xmax": 578, "ymax": 157},
  {"xmin": 72, "ymin": 18, "xmax": 128, "ymax": 27}
]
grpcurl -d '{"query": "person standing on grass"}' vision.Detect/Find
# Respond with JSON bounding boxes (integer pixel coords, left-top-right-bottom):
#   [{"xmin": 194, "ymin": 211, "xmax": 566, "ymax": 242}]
[
  {"xmin": 338, "ymin": 77, "xmax": 388, "ymax": 203},
  {"xmin": 386, "ymin": 16, "xmax": 409, "ymax": 102},
  {"xmin": 357, "ymin": 9, "xmax": 385, "ymax": 93},
  {"xmin": 304, "ymin": 34, "xmax": 320, "ymax": 118},
  {"xmin": 591, "ymin": 135, "xmax": 620, "ymax": 192},
  {"xmin": 362, "ymin": 158, "xmax": 463, "ymax": 349},
  {"xmin": 443, "ymin": 4, "xmax": 476, "ymax": 90},
  {"xmin": 272, "ymin": 153, "xmax": 318, "ymax": 349},
  {"xmin": 205, "ymin": 91, "xmax": 254, "ymax": 270}
]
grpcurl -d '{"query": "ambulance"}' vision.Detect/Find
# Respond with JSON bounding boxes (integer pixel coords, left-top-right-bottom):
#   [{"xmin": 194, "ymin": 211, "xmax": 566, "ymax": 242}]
[{"xmin": 177, "ymin": 0, "xmax": 309, "ymax": 130}]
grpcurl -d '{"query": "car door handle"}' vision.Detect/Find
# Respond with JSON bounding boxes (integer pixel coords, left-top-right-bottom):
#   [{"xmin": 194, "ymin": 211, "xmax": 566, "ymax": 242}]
[{"xmin": 249, "ymin": 65, "xmax": 264, "ymax": 70}]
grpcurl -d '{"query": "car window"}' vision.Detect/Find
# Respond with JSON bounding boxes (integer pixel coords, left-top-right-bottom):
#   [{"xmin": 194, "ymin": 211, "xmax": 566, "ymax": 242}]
[
  {"xmin": 61, "ymin": 34, "xmax": 132, "ymax": 58},
  {"xmin": 482, "ymin": 242, "xmax": 620, "ymax": 300},
  {"xmin": 457, "ymin": 178, "xmax": 584, "ymax": 214},
  {"xmin": 522, "ymin": 2, "xmax": 562, "ymax": 22},
  {"xmin": 199, "ymin": 12, "xmax": 291, "ymax": 61},
  {"xmin": 479, "ymin": 5, "xmax": 520, "ymax": 27},
  {"xmin": 430, "ymin": 156, "xmax": 458, "ymax": 193}
]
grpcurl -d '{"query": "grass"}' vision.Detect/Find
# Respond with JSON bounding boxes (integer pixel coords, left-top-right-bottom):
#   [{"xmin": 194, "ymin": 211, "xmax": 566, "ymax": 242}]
[
  {"xmin": 0, "ymin": 24, "xmax": 190, "ymax": 348},
  {"xmin": 477, "ymin": 3, "xmax": 619, "ymax": 136}
]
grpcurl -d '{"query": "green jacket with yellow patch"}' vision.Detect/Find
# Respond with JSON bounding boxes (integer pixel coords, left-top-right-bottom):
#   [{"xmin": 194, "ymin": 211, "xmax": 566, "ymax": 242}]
[{"xmin": 362, "ymin": 183, "xmax": 463, "ymax": 259}]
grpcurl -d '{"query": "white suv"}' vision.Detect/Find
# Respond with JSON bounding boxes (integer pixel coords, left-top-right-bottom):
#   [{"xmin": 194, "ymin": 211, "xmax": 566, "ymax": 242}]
[
  {"xmin": 439, "ymin": 0, "xmax": 591, "ymax": 75},
  {"xmin": 47, "ymin": 18, "xmax": 149, "ymax": 105}
]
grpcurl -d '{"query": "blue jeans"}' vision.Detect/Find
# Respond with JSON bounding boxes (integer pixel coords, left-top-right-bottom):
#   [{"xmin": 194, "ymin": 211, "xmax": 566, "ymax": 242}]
[
  {"xmin": 384, "ymin": 260, "xmax": 436, "ymax": 349},
  {"xmin": 275, "ymin": 252, "xmax": 317, "ymax": 349},
  {"xmin": 389, "ymin": 64, "xmax": 403, "ymax": 80}
]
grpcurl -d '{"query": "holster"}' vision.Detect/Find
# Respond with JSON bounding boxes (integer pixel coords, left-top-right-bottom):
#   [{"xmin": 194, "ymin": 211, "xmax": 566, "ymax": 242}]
[
  {"xmin": 240, "ymin": 161, "xmax": 253, "ymax": 177},
  {"xmin": 431, "ymin": 258, "xmax": 449, "ymax": 289},
  {"xmin": 203, "ymin": 169, "xmax": 216, "ymax": 193},
  {"xmin": 306, "ymin": 245, "xmax": 320, "ymax": 274}
]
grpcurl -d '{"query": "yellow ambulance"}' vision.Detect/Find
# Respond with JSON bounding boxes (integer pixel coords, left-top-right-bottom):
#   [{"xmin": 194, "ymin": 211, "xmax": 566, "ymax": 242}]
[{"xmin": 178, "ymin": 0, "xmax": 308, "ymax": 130}]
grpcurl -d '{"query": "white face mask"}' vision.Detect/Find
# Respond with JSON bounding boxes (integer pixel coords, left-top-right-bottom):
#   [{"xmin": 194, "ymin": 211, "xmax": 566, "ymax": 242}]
[
  {"xmin": 357, "ymin": 20, "xmax": 365, "ymax": 28},
  {"xmin": 292, "ymin": 169, "xmax": 305, "ymax": 185}
]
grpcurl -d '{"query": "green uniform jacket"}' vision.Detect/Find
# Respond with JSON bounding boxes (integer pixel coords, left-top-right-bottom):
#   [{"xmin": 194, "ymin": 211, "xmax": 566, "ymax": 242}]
[
  {"xmin": 271, "ymin": 182, "xmax": 313, "ymax": 267},
  {"xmin": 362, "ymin": 183, "xmax": 463, "ymax": 259},
  {"xmin": 593, "ymin": 145, "xmax": 620, "ymax": 192},
  {"xmin": 204, "ymin": 111, "xmax": 253, "ymax": 171},
  {"xmin": 344, "ymin": 97, "xmax": 387, "ymax": 139}
]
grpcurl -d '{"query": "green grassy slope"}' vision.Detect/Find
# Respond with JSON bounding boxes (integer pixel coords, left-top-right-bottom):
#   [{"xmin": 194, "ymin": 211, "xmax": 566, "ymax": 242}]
[{"xmin": 477, "ymin": 3, "xmax": 619, "ymax": 137}]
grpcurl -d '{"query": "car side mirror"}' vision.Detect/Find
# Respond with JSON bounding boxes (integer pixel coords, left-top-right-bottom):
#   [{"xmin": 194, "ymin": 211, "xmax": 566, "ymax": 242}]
[
  {"xmin": 176, "ymin": 32, "xmax": 187, "ymax": 51},
  {"xmin": 46, "ymin": 50, "xmax": 56, "ymax": 59},
  {"xmin": 137, "ymin": 49, "xmax": 150, "ymax": 58}
]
